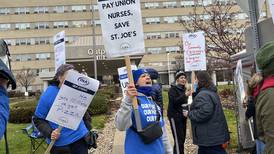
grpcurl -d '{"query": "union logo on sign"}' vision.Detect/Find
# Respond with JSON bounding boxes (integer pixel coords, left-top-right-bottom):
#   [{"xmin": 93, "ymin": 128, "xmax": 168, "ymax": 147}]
[{"xmin": 77, "ymin": 77, "xmax": 89, "ymax": 86}]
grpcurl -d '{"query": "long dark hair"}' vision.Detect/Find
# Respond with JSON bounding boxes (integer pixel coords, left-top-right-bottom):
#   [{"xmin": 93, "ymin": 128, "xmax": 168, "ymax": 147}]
[{"xmin": 196, "ymin": 71, "xmax": 213, "ymax": 92}]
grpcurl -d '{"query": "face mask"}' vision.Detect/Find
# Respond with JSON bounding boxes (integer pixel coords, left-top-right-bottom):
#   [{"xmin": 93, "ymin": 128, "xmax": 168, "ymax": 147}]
[{"xmin": 193, "ymin": 82, "xmax": 198, "ymax": 93}]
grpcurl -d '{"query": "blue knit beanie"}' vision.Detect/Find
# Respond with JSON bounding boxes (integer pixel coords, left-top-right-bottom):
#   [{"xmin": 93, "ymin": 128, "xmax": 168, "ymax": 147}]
[{"xmin": 132, "ymin": 69, "xmax": 148, "ymax": 84}]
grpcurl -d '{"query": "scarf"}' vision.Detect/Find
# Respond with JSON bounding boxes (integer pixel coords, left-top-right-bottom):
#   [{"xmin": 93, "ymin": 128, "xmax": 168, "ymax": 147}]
[{"xmin": 137, "ymin": 86, "xmax": 152, "ymax": 96}]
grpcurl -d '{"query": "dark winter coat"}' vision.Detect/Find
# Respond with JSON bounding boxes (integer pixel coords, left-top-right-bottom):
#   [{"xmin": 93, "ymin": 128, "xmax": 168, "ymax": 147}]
[
  {"xmin": 151, "ymin": 83, "xmax": 163, "ymax": 112},
  {"xmin": 188, "ymin": 85, "xmax": 230, "ymax": 146},
  {"xmin": 167, "ymin": 84, "xmax": 188, "ymax": 118}
]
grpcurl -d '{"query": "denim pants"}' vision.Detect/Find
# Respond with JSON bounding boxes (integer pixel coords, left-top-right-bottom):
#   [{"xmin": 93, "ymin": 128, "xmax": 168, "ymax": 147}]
[{"xmin": 256, "ymin": 139, "xmax": 265, "ymax": 154}]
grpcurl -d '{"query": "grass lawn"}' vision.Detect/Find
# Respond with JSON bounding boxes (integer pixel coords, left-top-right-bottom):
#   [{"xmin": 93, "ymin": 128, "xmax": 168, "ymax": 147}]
[{"xmin": 0, "ymin": 114, "xmax": 107, "ymax": 153}]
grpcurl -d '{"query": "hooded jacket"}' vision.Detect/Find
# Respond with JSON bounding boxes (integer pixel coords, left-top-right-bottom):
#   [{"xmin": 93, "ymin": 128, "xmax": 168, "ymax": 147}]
[{"xmin": 188, "ymin": 85, "xmax": 230, "ymax": 146}]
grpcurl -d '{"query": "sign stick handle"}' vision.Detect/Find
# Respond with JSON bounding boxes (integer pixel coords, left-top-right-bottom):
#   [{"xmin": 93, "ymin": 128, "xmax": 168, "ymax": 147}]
[
  {"xmin": 44, "ymin": 126, "xmax": 63, "ymax": 154},
  {"xmin": 191, "ymin": 71, "xmax": 196, "ymax": 93},
  {"xmin": 125, "ymin": 56, "xmax": 142, "ymax": 131}
]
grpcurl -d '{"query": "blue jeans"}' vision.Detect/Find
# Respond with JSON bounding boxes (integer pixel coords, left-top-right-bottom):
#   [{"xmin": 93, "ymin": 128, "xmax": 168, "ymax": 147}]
[
  {"xmin": 256, "ymin": 139, "xmax": 265, "ymax": 154},
  {"xmin": 198, "ymin": 145, "xmax": 227, "ymax": 154}
]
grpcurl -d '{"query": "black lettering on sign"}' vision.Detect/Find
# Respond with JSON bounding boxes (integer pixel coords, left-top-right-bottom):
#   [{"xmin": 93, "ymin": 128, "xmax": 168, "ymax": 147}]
[
  {"xmin": 108, "ymin": 10, "xmax": 133, "ymax": 19},
  {"xmin": 114, "ymin": 21, "xmax": 130, "ymax": 29}
]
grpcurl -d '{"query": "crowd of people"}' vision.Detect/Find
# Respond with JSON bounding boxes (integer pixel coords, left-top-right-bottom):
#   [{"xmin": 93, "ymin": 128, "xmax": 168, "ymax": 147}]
[{"xmin": 1, "ymin": 41, "xmax": 274, "ymax": 154}]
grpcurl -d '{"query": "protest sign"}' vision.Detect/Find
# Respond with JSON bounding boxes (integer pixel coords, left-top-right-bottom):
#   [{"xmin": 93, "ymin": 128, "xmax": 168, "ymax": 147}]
[
  {"xmin": 183, "ymin": 31, "xmax": 206, "ymax": 72},
  {"xmin": 46, "ymin": 70, "xmax": 100, "ymax": 130},
  {"xmin": 98, "ymin": 0, "xmax": 145, "ymax": 57},
  {"xmin": 54, "ymin": 31, "xmax": 66, "ymax": 72},
  {"xmin": 235, "ymin": 60, "xmax": 245, "ymax": 103},
  {"xmin": 118, "ymin": 65, "xmax": 137, "ymax": 97}
]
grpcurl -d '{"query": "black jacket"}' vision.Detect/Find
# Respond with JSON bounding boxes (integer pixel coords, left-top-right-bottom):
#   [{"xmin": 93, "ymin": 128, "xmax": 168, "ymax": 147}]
[
  {"xmin": 167, "ymin": 84, "xmax": 188, "ymax": 118},
  {"xmin": 188, "ymin": 85, "xmax": 230, "ymax": 146},
  {"xmin": 245, "ymin": 96, "xmax": 257, "ymax": 139},
  {"xmin": 151, "ymin": 83, "xmax": 163, "ymax": 111}
]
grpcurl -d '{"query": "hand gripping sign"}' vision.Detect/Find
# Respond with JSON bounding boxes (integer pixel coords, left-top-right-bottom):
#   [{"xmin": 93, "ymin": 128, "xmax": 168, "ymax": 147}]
[
  {"xmin": 44, "ymin": 70, "xmax": 99, "ymax": 154},
  {"xmin": 98, "ymin": 0, "xmax": 145, "ymax": 131}
]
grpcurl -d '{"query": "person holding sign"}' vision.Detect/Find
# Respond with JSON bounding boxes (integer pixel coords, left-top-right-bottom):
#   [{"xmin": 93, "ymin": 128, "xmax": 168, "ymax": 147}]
[
  {"xmin": 33, "ymin": 64, "xmax": 93, "ymax": 154},
  {"xmin": 167, "ymin": 70, "xmax": 191, "ymax": 154},
  {"xmin": 183, "ymin": 71, "xmax": 230, "ymax": 154},
  {"xmin": 115, "ymin": 68, "xmax": 172, "ymax": 154}
]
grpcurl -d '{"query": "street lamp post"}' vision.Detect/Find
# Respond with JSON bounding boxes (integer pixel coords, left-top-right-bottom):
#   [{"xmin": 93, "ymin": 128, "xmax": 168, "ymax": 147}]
[
  {"xmin": 91, "ymin": 3, "xmax": 97, "ymax": 79},
  {"xmin": 167, "ymin": 52, "xmax": 171, "ymax": 86}
]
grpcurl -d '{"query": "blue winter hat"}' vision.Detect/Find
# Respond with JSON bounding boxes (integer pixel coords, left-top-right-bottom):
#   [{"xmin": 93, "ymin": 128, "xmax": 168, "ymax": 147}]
[{"xmin": 132, "ymin": 69, "xmax": 148, "ymax": 84}]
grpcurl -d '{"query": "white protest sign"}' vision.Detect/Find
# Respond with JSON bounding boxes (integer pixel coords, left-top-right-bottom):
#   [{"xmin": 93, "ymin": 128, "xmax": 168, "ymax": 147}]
[
  {"xmin": 268, "ymin": 0, "xmax": 274, "ymax": 23},
  {"xmin": 118, "ymin": 65, "xmax": 137, "ymax": 97},
  {"xmin": 235, "ymin": 60, "xmax": 246, "ymax": 103},
  {"xmin": 183, "ymin": 31, "xmax": 206, "ymax": 72},
  {"xmin": 98, "ymin": 0, "xmax": 145, "ymax": 57},
  {"xmin": 46, "ymin": 70, "xmax": 100, "ymax": 130},
  {"xmin": 54, "ymin": 31, "xmax": 66, "ymax": 72}
]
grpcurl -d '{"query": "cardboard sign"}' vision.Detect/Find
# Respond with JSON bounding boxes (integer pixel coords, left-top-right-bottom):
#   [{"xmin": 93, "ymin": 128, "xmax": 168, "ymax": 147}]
[
  {"xmin": 118, "ymin": 65, "xmax": 137, "ymax": 97},
  {"xmin": 98, "ymin": 0, "xmax": 145, "ymax": 57},
  {"xmin": 54, "ymin": 31, "xmax": 66, "ymax": 72},
  {"xmin": 183, "ymin": 31, "xmax": 206, "ymax": 72},
  {"xmin": 46, "ymin": 70, "xmax": 99, "ymax": 130}
]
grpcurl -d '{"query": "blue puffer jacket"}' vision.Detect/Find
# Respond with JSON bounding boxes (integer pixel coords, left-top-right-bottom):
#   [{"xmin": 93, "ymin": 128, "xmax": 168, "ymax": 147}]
[{"xmin": 0, "ymin": 85, "xmax": 9, "ymax": 139}]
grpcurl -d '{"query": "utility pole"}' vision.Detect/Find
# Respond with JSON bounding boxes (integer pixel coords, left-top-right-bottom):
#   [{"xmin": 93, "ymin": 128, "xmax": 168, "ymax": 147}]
[
  {"xmin": 248, "ymin": 0, "xmax": 261, "ymax": 72},
  {"xmin": 91, "ymin": 1, "xmax": 97, "ymax": 79}
]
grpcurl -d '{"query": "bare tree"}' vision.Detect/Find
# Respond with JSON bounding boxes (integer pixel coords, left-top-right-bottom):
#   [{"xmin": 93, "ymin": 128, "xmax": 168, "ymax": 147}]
[
  {"xmin": 174, "ymin": 54, "xmax": 184, "ymax": 71},
  {"xmin": 16, "ymin": 68, "xmax": 36, "ymax": 92},
  {"xmin": 180, "ymin": 0, "xmax": 248, "ymax": 69}
]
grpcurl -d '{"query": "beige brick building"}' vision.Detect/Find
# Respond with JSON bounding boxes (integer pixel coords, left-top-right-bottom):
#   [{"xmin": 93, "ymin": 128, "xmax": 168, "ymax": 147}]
[{"xmin": 0, "ymin": 0, "xmax": 265, "ymax": 91}]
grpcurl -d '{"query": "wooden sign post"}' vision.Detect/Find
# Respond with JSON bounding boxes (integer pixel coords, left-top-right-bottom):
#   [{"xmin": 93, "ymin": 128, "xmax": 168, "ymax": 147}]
[{"xmin": 125, "ymin": 56, "xmax": 142, "ymax": 131}]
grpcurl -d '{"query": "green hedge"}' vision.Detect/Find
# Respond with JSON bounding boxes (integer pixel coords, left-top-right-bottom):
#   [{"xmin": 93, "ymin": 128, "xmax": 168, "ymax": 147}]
[{"xmin": 9, "ymin": 87, "xmax": 113, "ymax": 123}]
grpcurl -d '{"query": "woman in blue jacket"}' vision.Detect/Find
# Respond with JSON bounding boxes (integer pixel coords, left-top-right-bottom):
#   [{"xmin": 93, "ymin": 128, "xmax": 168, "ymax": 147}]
[
  {"xmin": 33, "ymin": 64, "xmax": 91, "ymax": 154},
  {"xmin": 115, "ymin": 68, "xmax": 172, "ymax": 154}
]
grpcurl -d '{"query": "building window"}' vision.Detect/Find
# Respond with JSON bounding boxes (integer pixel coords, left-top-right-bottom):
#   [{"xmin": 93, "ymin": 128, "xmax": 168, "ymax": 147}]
[
  {"xmin": 15, "ymin": 23, "xmax": 30, "ymax": 30},
  {"xmin": 53, "ymin": 21, "xmax": 68, "ymax": 28},
  {"xmin": 163, "ymin": 1, "xmax": 177, "ymax": 8},
  {"xmin": 203, "ymin": 0, "xmax": 213, "ymax": 6},
  {"xmin": 35, "ymin": 38, "xmax": 50, "ymax": 45},
  {"xmin": 34, "ymin": 7, "xmax": 49, "ymax": 14},
  {"xmin": 15, "ymin": 7, "xmax": 30, "ymax": 14},
  {"xmin": 146, "ymin": 33, "xmax": 161, "ymax": 39},
  {"xmin": 200, "ymin": 14, "xmax": 211, "ymax": 20},
  {"xmin": 180, "ymin": 1, "xmax": 195, "ymax": 7},
  {"xmin": 234, "ymin": 13, "xmax": 248, "ymax": 20},
  {"xmin": 36, "ymin": 53, "xmax": 50, "ymax": 60},
  {"xmin": 15, "ymin": 39, "xmax": 31, "ymax": 46},
  {"xmin": 145, "ymin": 17, "xmax": 160, "ymax": 24},
  {"xmin": 90, "ymin": 5, "xmax": 99, "ymax": 11},
  {"xmin": 163, "ymin": 16, "xmax": 178, "ymax": 23},
  {"xmin": 34, "ymin": 22, "xmax": 49, "ymax": 29},
  {"xmin": 72, "ymin": 21, "xmax": 88, "ymax": 28},
  {"xmin": 93, "ymin": 20, "xmax": 101, "ymax": 26},
  {"xmin": 165, "ymin": 32, "xmax": 179, "ymax": 38},
  {"xmin": 0, "ymin": 8, "xmax": 10, "ymax": 15},
  {"xmin": 54, "ymin": 6, "xmax": 65, "ymax": 13},
  {"xmin": 181, "ymin": 15, "xmax": 191, "ymax": 21},
  {"xmin": 0, "ymin": 24, "xmax": 11, "ymax": 31},
  {"xmin": 72, "ymin": 5, "xmax": 87, "ymax": 12},
  {"xmin": 15, "ymin": 55, "xmax": 32, "ymax": 61},
  {"xmin": 147, "ymin": 47, "xmax": 162, "ymax": 54},
  {"xmin": 144, "ymin": 3, "xmax": 159, "ymax": 9},
  {"xmin": 166, "ymin": 46, "xmax": 180, "ymax": 53}
]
